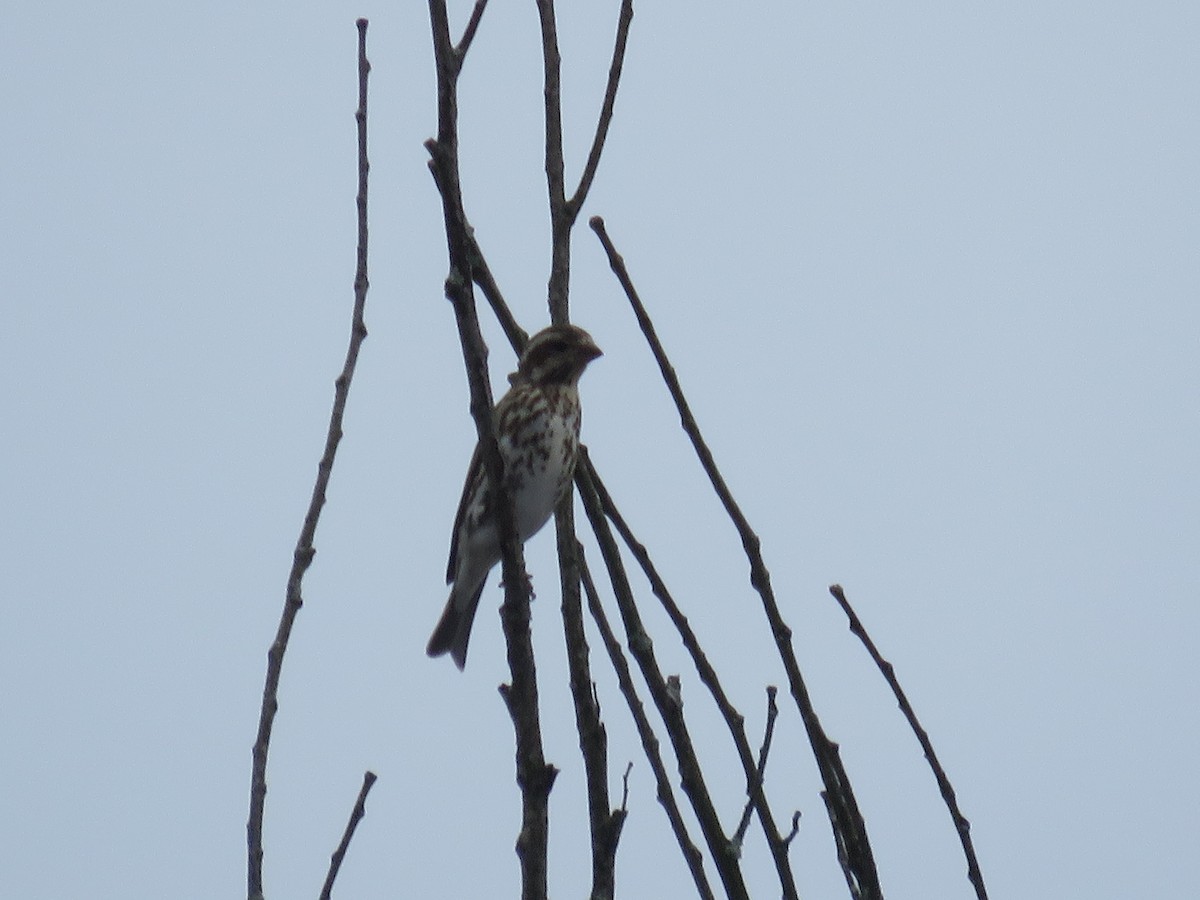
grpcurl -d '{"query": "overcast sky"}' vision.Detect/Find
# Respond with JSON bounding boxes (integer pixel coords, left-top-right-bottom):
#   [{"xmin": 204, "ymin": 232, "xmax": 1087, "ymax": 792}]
[{"xmin": 3, "ymin": 2, "xmax": 1197, "ymax": 898}]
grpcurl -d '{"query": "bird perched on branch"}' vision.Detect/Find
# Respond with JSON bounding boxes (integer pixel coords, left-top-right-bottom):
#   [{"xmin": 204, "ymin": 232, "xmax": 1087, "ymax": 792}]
[{"xmin": 427, "ymin": 323, "xmax": 602, "ymax": 669}]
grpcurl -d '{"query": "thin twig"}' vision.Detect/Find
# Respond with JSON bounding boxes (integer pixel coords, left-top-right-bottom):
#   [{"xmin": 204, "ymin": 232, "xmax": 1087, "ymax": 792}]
[
  {"xmin": 467, "ymin": 231, "xmax": 528, "ymax": 353},
  {"xmin": 568, "ymin": 0, "xmax": 634, "ymax": 218},
  {"xmin": 454, "ymin": 0, "xmax": 490, "ymax": 61},
  {"xmin": 319, "ymin": 771, "xmax": 379, "ymax": 900},
  {"xmin": 823, "ymin": 789, "xmax": 864, "ymax": 900},
  {"xmin": 830, "ymin": 584, "xmax": 989, "ymax": 900},
  {"xmin": 733, "ymin": 687, "xmax": 780, "ymax": 851},
  {"xmin": 619, "ymin": 761, "xmax": 633, "ymax": 811},
  {"xmin": 589, "ymin": 215, "xmax": 884, "ymax": 899},
  {"xmin": 423, "ymin": 168, "xmax": 528, "ymax": 358},
  {"xmin": 246, "ymin": 21, "xmax": 371, "ymax": 900},
  {"xmin": 784, "ymin": 811, "xmax": 802, "ymax": 847}
]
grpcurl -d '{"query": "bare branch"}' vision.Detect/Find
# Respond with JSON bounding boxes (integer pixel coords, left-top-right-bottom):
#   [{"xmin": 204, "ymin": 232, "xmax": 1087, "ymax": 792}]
[
  {"xmin": 427, "ymin": 5, "xmax": 554, "ymax": 897},
  {"xmin": 422, "ymin": 169, "xmax": 528, "ymax": 355},
  {"xmin": 246, "ymin": 21, "xmax": 371, "ymax": 900},
  {"xmin": 589, "ymin": 215, "xmax": 884, "ymax": 899},
  {"xmin": 733, "ymin": 687, "xmax": 780, "ymax": 851},
  {"xmin": 534, "ymin": 0, "xmax": 571, "ymax": 319},
  {"xmin": 784, "ymin": 811, "xmax": 802, "ymax": 847},
  {"xmin": 568, "ymin": 0, "xmax": 634, "ymax": 218},
  {"xmin": 455, "ymin": 0, "xmax": 490, "ymax": 62},
  {"xmin": 467, "ymin": 231, "xmax": 529, "ymax": 353},
  {"xmin": 830, "ymin": 584, "xmax": 990, "ymax": 900},
  {"xmin": 319, "ymin": 771, "xmax": 379, "ymax": 900}
]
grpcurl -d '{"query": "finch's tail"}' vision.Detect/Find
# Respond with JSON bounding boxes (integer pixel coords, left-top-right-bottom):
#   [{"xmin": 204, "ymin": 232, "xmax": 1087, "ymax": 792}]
[{"xmin": 426, "ymin": 579, "xmax": 487, "ymax": 670}]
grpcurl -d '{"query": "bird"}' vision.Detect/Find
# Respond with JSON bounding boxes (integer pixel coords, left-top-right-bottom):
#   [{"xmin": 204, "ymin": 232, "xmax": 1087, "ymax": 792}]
[{"xmin": 427, "ymin": 323, "xmax": 602, "ymax": 668}]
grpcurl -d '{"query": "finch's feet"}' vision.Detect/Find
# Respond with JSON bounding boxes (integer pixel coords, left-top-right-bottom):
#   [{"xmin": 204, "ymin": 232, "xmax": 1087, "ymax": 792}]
[{"xmin": 499, "ymin": 570, "xmax": 536, "ymax": 599}]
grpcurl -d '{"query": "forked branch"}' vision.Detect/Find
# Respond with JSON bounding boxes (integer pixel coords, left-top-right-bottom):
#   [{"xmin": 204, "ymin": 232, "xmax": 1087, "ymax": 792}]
[
  {"xmin": 536, "ymin": 0, "xmax": 634, "ymax": 319},
  {"xmin": 528, "ymin": 4, "xmax": 639, "ymax": 893},
  {"xmin": 733, "ymin": 687, "xmax": 780, "ymax": 852},
  {"xmin": 578, "ymin": 551, "xmax": 716, "ymax": 900},
  {"xmin": 575, "ymin": 463, "xmax": 751, "ymax": 900},
  {"xmin": 427, "ymin": 4, "xmax": 555, "ymax": 898}
]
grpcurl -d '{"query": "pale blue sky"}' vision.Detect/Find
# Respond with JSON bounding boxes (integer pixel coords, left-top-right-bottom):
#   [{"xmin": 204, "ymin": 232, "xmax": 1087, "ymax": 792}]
[{"xmin": 2, "ymin": 3, "xmax": 1197, "ymax": 898}]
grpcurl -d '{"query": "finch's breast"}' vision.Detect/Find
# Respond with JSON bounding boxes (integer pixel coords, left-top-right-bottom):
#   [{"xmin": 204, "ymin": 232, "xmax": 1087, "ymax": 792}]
[{"xmin": 500, "ymin": 389, "xmax": 581, "ymax": 542}]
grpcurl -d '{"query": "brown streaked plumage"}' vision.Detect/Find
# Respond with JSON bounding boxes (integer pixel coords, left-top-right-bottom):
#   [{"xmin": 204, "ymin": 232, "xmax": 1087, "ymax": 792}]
[{"xmin": 427, "ymin": 324, "xmax": 602, "ymax": 668}]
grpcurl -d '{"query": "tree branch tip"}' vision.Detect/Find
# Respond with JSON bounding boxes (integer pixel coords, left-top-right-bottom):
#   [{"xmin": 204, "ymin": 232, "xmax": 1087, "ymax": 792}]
[
  {"xmin": 784, "ymin": 811, "xmax": 802, "ymax": 845},
  {"xmin": 356, "ymin": 17, "xmax": 368, "ymax": 29},
  {"xmin": 588, "ymin": 215, "xmax": 606, "ymax": 231},
  {"xmin": 621, "ymin": 759, "xmax": 634, "ymax": 807}
]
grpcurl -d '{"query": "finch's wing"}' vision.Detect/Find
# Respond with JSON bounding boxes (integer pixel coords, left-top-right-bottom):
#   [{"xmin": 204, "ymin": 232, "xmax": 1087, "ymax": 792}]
[
  {"xmin": 446, "ymin": 442, "xmax": 484, "ymax": 584},
  {"xmin": 446, "ymin": 381, "xmax": 521, "ymax": 584}
]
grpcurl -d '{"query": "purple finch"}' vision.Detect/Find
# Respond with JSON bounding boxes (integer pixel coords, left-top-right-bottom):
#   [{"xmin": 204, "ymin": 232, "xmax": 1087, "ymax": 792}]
[{"xmin": 427, "ymin": 324, "xmax": 602, "ymax": 668}]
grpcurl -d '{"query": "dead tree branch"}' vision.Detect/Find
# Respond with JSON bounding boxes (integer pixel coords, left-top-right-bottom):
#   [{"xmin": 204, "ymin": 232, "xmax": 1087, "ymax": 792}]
[
  {"xmin": 569, "ymin": 0, "xmax": 634, "ymax": 217},
  {"xmin": 830, "ymin": 584, "xmax": 989, "ymax": 900},
  {"xmin": 246, "ymin": 20, "xmax": 371, "ymax": 900},
  {"xmin": 319, "ymin": 770, "xmax": 379, "ymax": 900},
  {"xmin": 427, "ymin": 4, "xmax": 555, "ymax": 898},
  {"xmin": 733, "ymin": 687, "xmax": 780, "ymax": 852}
]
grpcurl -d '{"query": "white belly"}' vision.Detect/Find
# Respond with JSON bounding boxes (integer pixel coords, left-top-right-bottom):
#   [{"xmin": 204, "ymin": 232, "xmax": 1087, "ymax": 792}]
[{"xmin": 500, "ymin": 402, "xmax": 579, "ymax": 541}]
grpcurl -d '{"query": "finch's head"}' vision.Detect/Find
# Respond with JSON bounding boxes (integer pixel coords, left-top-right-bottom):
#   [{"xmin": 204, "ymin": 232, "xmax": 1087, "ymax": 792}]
[{"xmin": 517, "ymin": 324, "xmax": 602, "ymax": 387}]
